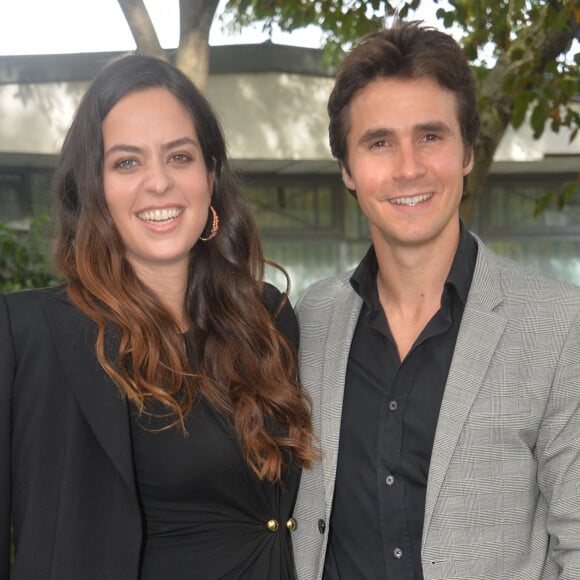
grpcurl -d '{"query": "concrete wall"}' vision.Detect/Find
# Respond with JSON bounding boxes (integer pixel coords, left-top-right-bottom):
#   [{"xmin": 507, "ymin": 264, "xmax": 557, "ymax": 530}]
[{"xmin": 0, "ymin": 55, "xmax": 578, "ymax": 172}]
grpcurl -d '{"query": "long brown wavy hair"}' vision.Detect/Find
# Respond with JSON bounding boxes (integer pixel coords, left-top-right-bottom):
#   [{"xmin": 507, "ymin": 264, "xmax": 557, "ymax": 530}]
[{"xmin": 53, "ymin": 54, "xmax": 317, "ymax": 481}]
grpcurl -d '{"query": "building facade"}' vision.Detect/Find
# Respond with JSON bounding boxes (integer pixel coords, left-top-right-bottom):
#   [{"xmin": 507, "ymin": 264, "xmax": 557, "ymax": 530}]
[{"xmin": 1, "ymin": 44, "xmax": 579, "ymax": 296}]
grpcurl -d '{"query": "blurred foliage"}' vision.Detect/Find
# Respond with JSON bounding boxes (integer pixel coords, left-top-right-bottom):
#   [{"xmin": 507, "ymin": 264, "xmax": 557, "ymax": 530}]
[
  {"xmin": 0, "ymin": 212, "xmax": 61, "ymax": 292},
  {"xmin": 534, "ymin": 173, "xmax": 580, "ymax": 217},
  {"xmin": 224, "ymin": 0, "xmax": 579, "ymax": 143},
  {"xmin": 221, "ymin": 0, "xmax": 579, "ymax": 221},
  {"xmin": 121, "ymin": 0, "xmax": 579, "ymax": 222}
]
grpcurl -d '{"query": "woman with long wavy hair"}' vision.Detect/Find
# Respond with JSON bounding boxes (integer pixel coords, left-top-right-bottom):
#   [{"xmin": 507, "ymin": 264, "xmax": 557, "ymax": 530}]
[{"xmin": 0, "ymin": 54, "xmax": 317, "ymax": 580}]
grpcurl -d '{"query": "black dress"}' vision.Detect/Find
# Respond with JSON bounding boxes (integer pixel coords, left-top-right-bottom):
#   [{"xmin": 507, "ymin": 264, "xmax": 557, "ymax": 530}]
[{"xmin": 130, "ymin": 286, "xmax": 300, "ymax": 579}]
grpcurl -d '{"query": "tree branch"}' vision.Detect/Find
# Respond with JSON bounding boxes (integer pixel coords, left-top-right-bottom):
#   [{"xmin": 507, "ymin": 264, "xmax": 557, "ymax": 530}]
[
  {"xmin": 175, "ymin": 0, "xmax": 220, "ymax": 90},
  {"xmin": 117, "ymin": 0, "xmax": 167, "ymax": 60}
]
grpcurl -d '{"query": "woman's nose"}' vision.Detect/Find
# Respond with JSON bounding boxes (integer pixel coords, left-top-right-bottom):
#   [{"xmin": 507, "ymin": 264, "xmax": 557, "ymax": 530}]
[{"xmin": 144, "ymin": 160, "xmax": 173, "ymax": 195}]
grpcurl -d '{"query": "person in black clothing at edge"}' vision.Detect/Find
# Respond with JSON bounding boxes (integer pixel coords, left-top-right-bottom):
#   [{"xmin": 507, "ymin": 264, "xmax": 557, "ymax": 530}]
[
  {"xmin": 0, "ymin": 54, "xmax": 318, "ymax": 579},
  {"xmin": 291, "ymin": 19, "xmax": 580, "ymax": 580}
]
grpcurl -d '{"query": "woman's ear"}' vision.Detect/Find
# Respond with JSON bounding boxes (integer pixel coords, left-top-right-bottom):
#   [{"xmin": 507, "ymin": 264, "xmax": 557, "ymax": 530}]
[{"xmin": 208, "ymin": 157, "xmax": 217, "ymax": 195}]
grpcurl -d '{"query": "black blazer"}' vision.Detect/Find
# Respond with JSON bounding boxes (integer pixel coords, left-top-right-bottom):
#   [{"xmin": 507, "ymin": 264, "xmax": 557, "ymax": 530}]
[
  {"xmin": 1, "ymin": 287, "xmax": 142, "ymax": 579},
  {"xmin": 0, "ymin": 285, "xmax": 298, "ymax": 579}
]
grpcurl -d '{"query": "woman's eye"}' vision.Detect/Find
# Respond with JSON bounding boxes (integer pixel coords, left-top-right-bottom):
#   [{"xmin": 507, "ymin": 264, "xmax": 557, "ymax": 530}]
[
  {"xmin": 171, "ymin": 153, "xmax": 192, "ymax": 163},
  {"xmin": 114, "ymin": 159, "xmax": 137, "ymax": 169}
]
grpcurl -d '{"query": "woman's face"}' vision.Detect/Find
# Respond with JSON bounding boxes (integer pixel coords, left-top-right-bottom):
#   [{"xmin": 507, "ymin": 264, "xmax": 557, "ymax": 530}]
[{"xmin": 102, "ymin": 87, "xmax": 214, "ymax": 284}]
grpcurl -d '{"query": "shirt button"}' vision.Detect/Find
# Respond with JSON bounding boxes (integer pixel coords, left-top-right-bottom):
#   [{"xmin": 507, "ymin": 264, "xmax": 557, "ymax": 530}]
[
  {"xmin": 266, "ymin": 519, "xmax": 279, "ymax": 532},
  {"xmin": 385, "ymin": 474, "xmax": 395, "ymax": 486},
  {"xmin": 388, "ymin": 400, "xmax": 398, "ymax": 411},
  {"xmin": 318, "ymin": 519, "xmax": 326, "ymax": 534},
  {"xmin": 394, "ymin": 547, "xmax": 403, "ymax": 559},
  {"xmin": 286, "ymin": 518, "xmax": 297, "ymax": 531}
]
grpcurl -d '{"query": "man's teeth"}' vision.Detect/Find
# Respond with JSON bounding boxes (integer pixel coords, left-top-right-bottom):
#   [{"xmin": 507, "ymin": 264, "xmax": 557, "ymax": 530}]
[
  {"xmin": 389, "ymin": 193, "xmax": 432, "ymax": 206},
  {"xmin": 138, "ymin": 208, "xmax": 182, "ymax": 222}
]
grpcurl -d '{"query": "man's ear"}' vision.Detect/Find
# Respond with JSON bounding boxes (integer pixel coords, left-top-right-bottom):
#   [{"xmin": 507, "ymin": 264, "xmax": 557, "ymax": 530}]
[
  {"xmin": 340, "ymin": 161, "xmax": 356, "ymax": 191},
  {"xmin": 463, "ymin": 147, "xmax": 475, "ymax": 175}
]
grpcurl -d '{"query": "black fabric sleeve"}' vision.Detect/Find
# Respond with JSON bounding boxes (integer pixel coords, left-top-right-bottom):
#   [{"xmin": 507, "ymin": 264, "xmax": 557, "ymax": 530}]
[
  {"xmin": 0, "ymin": 294, "xmax": 15, "ymax": 580},
  {"xmin": 262, "ymin": 282, "xmax": 299, "ymax": 353}
]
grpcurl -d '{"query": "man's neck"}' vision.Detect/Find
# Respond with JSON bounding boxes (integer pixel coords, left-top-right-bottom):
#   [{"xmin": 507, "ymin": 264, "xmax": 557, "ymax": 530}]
[{"xmin": 372, "ymin": 226, "xmax": 460, "ymax": 360}]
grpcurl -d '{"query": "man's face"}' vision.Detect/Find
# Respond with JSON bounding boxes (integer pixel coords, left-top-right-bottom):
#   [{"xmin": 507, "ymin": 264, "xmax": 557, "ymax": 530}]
[{"xmin": 342, "ymin": 76, "xmax": 473, "ymax": 252}]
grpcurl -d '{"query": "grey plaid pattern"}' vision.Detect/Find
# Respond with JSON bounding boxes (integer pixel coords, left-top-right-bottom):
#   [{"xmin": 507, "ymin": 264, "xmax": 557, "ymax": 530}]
[{"xmin": 292, "ymin": 239, "xmax": 580, "ymax": 580}]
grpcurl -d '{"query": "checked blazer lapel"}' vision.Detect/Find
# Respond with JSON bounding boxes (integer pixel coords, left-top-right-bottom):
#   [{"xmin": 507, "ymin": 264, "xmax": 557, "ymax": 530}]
[
  {"xmin": 319, "ymin": 285, "xmax": 363, "ymax": 513},
  {"xmin": 422, "ymin": 241, "xmax": 508, "ymax": 545},
  {"xmin": 296, "ymin": 274, "xmax": 363, "ymax": 517},
  {"xmin": 45, "ymin": 291, "xmax": 136, "ymax": 494}
]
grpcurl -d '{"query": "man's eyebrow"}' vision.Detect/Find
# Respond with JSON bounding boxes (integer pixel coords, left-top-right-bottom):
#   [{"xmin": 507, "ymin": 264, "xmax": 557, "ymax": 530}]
[
  {"xmin": 414, "ymin": 121, "xmax": 453, "ymax": 134},
  {"xmin": 358, "ymin": 128, "xmax": 395, "ymax": 146},
  {"xmin": 357, "ymin": 122, "xmax": 454, "ymax": 146}
]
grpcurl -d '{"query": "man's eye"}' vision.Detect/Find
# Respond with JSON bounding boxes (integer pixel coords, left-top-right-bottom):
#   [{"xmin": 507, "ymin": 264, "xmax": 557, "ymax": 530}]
[{"xmin": 371, "ymin": 140, "xmax": 387, "ymax": 149}]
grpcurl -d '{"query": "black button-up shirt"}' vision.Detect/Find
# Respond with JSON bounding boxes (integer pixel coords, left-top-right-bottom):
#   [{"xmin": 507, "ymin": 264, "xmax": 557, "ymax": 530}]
[{"xmin": 323, "ymin": 224, "xmax": 478, "ymax": 580}]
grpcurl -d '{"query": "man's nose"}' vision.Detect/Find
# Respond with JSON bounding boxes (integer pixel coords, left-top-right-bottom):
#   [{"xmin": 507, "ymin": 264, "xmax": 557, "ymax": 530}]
[{"xmin": 393, "ymin": 143, "xmax": 426, "ymax": 181}]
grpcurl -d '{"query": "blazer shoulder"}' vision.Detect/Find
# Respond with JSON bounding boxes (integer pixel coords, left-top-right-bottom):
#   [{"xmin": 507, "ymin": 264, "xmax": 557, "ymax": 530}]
[
  {"xmin": 296, "ymin": 270, "xmax": 354, "ymax": 309},
  {"xmin": 496, "ymin": 251, "xmax": 580, "ymax": 305},
  {"xmin": 2, "ymin": 285, "xmax": 69, "ymax": 336},
  {"xmin": 3, "ymin": 285, "xmax": 67, "ymax": 309},
  {"xmin": 474, "ymin": 241, "xmax": 580, "ymax": 312}
]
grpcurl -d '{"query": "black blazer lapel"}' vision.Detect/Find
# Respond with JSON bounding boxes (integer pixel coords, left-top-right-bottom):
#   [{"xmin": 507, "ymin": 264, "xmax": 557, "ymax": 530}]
[{"xmin": 45, "ymin": 291, "xmax": 136, "ymax": 493}]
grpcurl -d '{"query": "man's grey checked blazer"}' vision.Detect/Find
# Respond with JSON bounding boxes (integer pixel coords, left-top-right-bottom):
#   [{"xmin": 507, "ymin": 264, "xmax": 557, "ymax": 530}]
[{"xmin": 292, "ymin": 238, "xmax": 580, "ymax": 580}]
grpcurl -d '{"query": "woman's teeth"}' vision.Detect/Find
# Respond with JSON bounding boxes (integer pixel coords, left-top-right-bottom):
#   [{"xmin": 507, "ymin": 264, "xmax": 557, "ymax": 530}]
[{"xmin": 138, "ymin": 208, "xmax": 182, "ymax": 222}]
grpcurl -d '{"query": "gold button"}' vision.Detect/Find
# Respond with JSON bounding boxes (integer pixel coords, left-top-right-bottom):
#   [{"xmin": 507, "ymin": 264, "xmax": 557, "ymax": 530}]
[
  {"xmin": 266, "ymin": 519, "xmax": 279, "ymax": 532},
  {"xmin": 286, "ymin": 518, "xmax": 297, "ymax": 531}
]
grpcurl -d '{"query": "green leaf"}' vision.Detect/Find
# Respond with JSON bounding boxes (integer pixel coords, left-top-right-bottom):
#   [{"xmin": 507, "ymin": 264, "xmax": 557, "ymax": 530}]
[
  {"xmin": 530, "ymin": 99, "xmax": 549, "ymax": 138},
  {"xmin": 533, "ymin": 191, "xmax": 554, "ymax": 217},
  {"xmin": 510, "ymin": 46, "xmax": 525, "ymax": 60},
  {"xmin": 557, "ymin": 179, "xmax": 579, "ymax": 209},
  {"xmin": 511, "ymin": 91, "xmax": 533, "ymax": 129},
  {"xmin": 0, "ymin": 213, "xmax": 61, "ymax": 292}
]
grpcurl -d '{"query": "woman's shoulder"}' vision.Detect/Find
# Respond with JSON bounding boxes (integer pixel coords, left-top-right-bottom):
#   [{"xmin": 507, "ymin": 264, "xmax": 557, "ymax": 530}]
[
  {"xmin": 1, "ymin": 286, "xmax": 70, "ymax": 336},
  {"xmin": 262, "ymin": 282, "xmax": 298, "ymax": 350},
  {"xmin": 2, "ymin": 285, "xmax": 67, "ymax": 310},
  {"xmin": 261, "ymin": 281, "xmax": 284, "ymax": 312}
]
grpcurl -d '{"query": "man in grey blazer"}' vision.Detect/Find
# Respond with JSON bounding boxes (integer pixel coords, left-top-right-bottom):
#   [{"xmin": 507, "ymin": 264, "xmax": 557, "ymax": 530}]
[{"xmin": 292, "ymin": 21, "xmax": 580, "ymax": 580}]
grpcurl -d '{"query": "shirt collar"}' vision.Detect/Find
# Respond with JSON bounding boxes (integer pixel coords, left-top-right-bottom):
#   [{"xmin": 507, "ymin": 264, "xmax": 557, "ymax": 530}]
[{"xmin": 350, "ymin": 220, "xmax": 478, "ymax": 311}]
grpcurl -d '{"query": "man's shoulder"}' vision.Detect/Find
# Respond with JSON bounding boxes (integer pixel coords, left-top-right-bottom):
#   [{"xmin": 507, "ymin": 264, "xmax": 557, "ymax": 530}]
[
  {"xmin": 296, "ymin": 270, "xmax": 355, "ymax": 309},
  {"xmin": 476, "ymin": 241, "xmax": 580, "ymax": 310},
  {"xmin": 295, "ymin": 270, "xmax": 362, "ymax": 330}
]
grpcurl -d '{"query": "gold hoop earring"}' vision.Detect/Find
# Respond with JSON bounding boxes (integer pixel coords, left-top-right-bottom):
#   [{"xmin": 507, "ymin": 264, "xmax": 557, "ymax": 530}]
[{"xmin": 199, "ymin": 205, "xmax": 219, "ymax": 241}]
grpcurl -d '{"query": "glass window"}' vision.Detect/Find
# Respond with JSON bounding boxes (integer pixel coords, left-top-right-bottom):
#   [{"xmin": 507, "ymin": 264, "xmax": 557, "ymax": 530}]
[
  {"xmin": 477, "ymin": 173, "xmax": 580, "ymax": 286},
  {"xmin": 244, "ymin": 175, "xmax": 371, "ymax": 297},
  {"xmin": 245, "ymin": 176, "xmax": 344, "ymax": 237},
  {"xmin": 0, "ymin": 173, "xmax": 27, "ymax": 227},
  {"xmin": 0, "ymin": 169, "xmax": 52, "ymax": 228}
]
